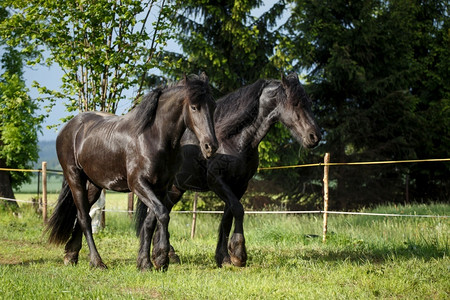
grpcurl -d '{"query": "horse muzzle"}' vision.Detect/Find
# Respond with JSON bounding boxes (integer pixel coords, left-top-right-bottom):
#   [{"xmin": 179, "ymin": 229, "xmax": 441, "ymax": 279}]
[
  {"xmin": 202, "ymin": 139, "xmax": 218, "ymax": 158},
  {"xmin": 304, "ymin": 129, "xmax": 322, "ymax": 149}
]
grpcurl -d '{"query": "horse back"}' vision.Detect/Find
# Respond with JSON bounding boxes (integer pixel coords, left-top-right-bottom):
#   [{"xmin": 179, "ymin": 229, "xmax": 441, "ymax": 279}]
[{"xmin": 56, "ymin": 112, "xmax": 131, "ymax": 191}]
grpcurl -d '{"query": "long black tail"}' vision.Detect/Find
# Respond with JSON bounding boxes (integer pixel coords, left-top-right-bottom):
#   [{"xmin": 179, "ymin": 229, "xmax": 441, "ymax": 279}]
[
  {"xmin": 135, "ymin": 197, "xmax": 148, "ymax": 237},
  {"xmin": 45, "ymin": 179, "xmax": 77, "ymax": 245}
]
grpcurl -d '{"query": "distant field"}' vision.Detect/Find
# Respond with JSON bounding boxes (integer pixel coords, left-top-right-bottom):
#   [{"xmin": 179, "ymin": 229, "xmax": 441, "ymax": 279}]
[
  {"xmin": 14, "ymin": 173, "xmax": 64, "ymax": 194},
  {"xmin": 0, "ymin": 203, "xmax": 448, "ymax": 299},
  {"xmin": 15, "ymin": 191, "xmax": 132, "ymax": 211}
]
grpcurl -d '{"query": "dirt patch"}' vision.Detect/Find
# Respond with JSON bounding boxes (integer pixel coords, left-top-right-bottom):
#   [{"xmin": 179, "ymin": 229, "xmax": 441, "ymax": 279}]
[
  {"xmin": 0, "ymin": 253, "xmax": 22, "ymax": 265},
  {"xmin": 122, "ymin": 287, "xmax": 163, "ymax": 299}
]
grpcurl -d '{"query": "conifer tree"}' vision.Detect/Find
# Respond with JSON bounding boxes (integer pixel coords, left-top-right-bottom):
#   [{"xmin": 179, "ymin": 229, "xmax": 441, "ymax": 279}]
[{"xmin": 284, "ymin": 0, "xmax": 449, "ymax": 207}]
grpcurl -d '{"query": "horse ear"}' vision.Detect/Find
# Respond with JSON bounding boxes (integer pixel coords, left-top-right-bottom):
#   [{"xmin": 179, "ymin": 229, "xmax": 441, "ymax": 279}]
[
  {"xmin": 288, "ymin": 72, "xmax": 300, "ymax": 82},
  {"xmin": 183, "ymin": 73, "xmax": 188, "ymax": 84},
  {"xmin": 199, "ymin": 71, "xmax": 209, "ymax": 83}
]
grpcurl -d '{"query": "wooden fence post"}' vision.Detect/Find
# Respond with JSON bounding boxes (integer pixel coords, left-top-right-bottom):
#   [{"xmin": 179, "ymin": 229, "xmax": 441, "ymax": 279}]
[
  {"xmin": 41, "ymin": 161, "xmax": 48, "ymax": 224},
  {"xmin": 322, "ymin": 153, "xmax": 330, "ymax": 243},
  {"xmin": 128, "ymin": 192, "xmax": 134, "ymax": 219},
  {"xmin": 191, "ymin": 192, "xmax": 198, "ymax": 239}
]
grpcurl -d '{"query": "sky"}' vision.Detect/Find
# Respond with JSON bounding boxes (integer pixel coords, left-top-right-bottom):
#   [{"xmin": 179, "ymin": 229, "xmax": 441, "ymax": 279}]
[
  {"xmin": 21, "ymin": 0, "xmax": 281, "ymax": 141},
  {"xmin": 25, "ymin": 64, "xmax": 67, "ymax": 141}
]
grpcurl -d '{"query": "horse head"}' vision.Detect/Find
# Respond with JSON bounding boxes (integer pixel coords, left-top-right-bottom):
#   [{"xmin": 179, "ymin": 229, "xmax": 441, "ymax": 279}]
[
  {"xmin": 182, "ymin": 73, "xmax": 218, "ymax": 158},
  {"xmin": 278, "ymin": 73, "xmax": 321, "ymax": 149}
]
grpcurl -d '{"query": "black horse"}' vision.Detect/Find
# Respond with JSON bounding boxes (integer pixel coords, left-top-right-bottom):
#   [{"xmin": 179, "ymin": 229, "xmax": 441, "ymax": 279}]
[
  {"xmin": 137, "ymin": 73, "xmax": 321, "ymax": 267},
  {"xmin": 46, "ymin": 74, "xmax": 218, "ymax": 271}
]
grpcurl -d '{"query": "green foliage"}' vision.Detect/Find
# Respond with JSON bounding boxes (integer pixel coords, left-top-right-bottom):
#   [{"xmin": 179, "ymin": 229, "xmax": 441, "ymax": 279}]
[
  {"xmin": 283, "ymin": 0, "xmax": 450, "ymax": 207},
  {"xmin": 157, "ymin": 0, "xmax": 311, "ymax": 197},
  {"xmin": 0, "ymin": 6, "xmax": 43, "ymax": 195},
  {"xmin": 1, "ymin": 0, "xmax": 174, "ymax": 115},
  {"xmin": 0, "ymin": 203, "xmax": 448, "ymax": 298},
  {"xmin": 0, "ymin": 74, "xmax": 42, "ymax": 188},
  {"xmin": 258, "ymin": 123, "xmax": 293, "ymax": 167},
  {"xmin": 158, "ymin": 0, "xmax": 286, "ymax": 93}
]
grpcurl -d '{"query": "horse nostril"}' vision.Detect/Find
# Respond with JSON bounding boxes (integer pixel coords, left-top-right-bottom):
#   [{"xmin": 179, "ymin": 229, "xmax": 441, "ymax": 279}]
[
  {"xmin": 309, "ymin": 133, "xmax": 317, "ymax": 143},
  {"xmin": 204, "ymin": 142, "xmax": 217, "ymax": 157}
]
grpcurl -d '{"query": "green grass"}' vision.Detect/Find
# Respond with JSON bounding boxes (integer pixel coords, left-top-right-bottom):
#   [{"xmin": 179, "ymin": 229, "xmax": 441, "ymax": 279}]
[{"xmin": 0, "ymin": 203, "xmax": 448, "ymax": 299}]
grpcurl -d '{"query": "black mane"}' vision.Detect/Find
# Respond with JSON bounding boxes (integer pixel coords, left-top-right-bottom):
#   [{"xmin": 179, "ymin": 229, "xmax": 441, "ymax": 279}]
[
  {"xmin": 128, "ymin": 88, "xmax": 162, "ymax": 133},
  {"xmin": 184, "ymin": 76, "xmax": 212, "ymax": 106},
  {"xmin": 128, "ymin": 75, "xmax": 212, "ymax": 134},
  {"xmin": 215, "ymin": 79, "xmax": 269, "ymax": 140}
]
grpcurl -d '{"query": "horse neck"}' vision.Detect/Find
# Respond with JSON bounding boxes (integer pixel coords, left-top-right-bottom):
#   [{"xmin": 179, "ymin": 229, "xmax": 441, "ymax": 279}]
[
  {"xmin": 153, "ymin": 89, "xmax": 186, "ymax": 147},
  {"xmin": 238, "ymin": 82, "xmax": 281, "ymax": 150}
]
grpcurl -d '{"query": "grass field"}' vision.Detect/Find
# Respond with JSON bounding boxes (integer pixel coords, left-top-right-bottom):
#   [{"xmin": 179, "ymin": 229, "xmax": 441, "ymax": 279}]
[{"xmin": 0, "ymin": 202, "xmax": 448, "ymax": 299}]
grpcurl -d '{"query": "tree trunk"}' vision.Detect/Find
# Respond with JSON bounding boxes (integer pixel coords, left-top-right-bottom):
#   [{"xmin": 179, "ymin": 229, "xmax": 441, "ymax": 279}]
[{"xmin": 0, "ymin": 158, "xmax": 18, "ymax": 209}]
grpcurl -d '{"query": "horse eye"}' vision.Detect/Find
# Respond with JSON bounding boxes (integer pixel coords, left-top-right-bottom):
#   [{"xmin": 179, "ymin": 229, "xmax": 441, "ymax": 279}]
[{"xmin": 191, "ymin": 105, "xmax": 198, "ymax": 111}]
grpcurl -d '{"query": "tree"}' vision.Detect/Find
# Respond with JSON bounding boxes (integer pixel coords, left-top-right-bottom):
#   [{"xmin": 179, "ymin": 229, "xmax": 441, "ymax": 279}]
[
  {"xmin": 155, "ymin": 1, "xmax": 329, "ymax": 208},
  {"xmin": 282, "ymin": 0, "xmax": 450, "ymax": 208},
  {"xmin": 405, "ymin": 1, "xmax": 450, "ymax": 200},
  {"xmin": 0, "ymin": 6, "xmax": 42, "ymax": 209},
  {"xmin": 157, "ymin": 0, "xmax": 287, "ymax": 93},
  {"xmin": 0, "ymin": 74, "xmax": 43, "ymax": 208},
  {"xmin": 1, "ymin": 1, "xmax": 174, "ymax": 212},
  {"xmin": 157, "ymin": 0, "xmax": 304, "ymax": 169},
  {"xmin": 1, "ymin": 0, "xmax": 174, "ymax": 116}
]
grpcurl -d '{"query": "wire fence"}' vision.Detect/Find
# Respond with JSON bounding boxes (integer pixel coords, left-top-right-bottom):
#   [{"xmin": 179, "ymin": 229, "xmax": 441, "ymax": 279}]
[
  {"xmin": 257, "ymin": 158, "xmax": 450, "ymax": 171},
  {"xmin": 1, "ymin": 156, "xmax": 449, "ymax": 240},
  {"xmin": 1, "ymin": 196, "xmax": 447, "ymax": 219}
]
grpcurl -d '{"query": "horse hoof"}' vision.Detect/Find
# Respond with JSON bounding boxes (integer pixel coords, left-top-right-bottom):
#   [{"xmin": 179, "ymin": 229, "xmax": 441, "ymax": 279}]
[
  {"xmin": 230, "ymin": 256, "xmax": 246, "ymax": 267},
  {"xmin": 63, "ymin": 252, "xmax": 78, "ymax": 266},
  {"xmin": 63, "ymin": 258, "xmax": 77, "ymax": 266},
  {"xmin": 153, "ymin": 257, "xmax": 169, "ymax": 271},
  {"xmin": 169, "ymin": 252, "xmax": 181, "ymax": 264},
  {"xmin": 153, "ymin": 262, "xmax": 169, "ymax": 272},
  {"xmin": 228, "ymin": 233, "xmax": 247, "ymax": 267},
  {"xmin": 138, "ymin": 263, "xmax": 153, "ymax": 272},
  {"xmin": 137, "ymin": 256, "xmax": 153, "ymax": 271},
  {"xmin": 152, "ymin": 248, "xmax": 169, "ymax": 271},
  {"xmin": 221, "ymin": 256, "xmax": 232, "ymax": 267},
  {"xmin": 90, "ymin": 262, "xmax": 108, "ymax": 269}
]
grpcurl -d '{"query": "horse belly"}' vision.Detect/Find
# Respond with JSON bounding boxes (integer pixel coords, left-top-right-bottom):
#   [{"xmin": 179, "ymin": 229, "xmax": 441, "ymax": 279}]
[
  {"xmin": 77, "ymin": 146, "xmax": 129, "ymax": 192},
  {"xmin": 81, "ymin": 163, "xmax": 129, "ymax": 192},
  {"xmin": 102, "ymin": 175, "xmax": 129, "ymax": 192}
]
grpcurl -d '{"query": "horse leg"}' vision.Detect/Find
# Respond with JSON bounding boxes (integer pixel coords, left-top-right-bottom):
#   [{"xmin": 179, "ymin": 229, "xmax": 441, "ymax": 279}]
[
  {"xmin": 64, "ymin": 182, "xmax": 102, "ymax": 265},
  {"xmin": 150, "ymin": 186, "xmax": 185, "ymax": 265},
  {"xmin": 215, "ymin": 204, "xmax": 233, "ymax": 266},
  {"xmin": 63, "ymin": 221, "xmax": 82, "ymax": 265},
  {"xmin": 66, "ymin": 174, "xmax": 107, "ymax": 269},
  {"xmin": 137, "ymin": 208, "xmax": 157, "ymax": 271},
  {"xmin": 211, "ymin": 180, "xmax": 247, "ymax": 267},
  {"xmin": 164, "ymin": 185, "xmax": 185, "ymax": 264},
  {"xmin": 138, "ymin": 185, "xmax": 183, "ymax": 269},
  {"xmin": 228, "ymin": 189, "xmax": 247, "ymax": 268},
  {"xmin": 133, "ymin": 180, "xmax": 170, "ymax": 271}
]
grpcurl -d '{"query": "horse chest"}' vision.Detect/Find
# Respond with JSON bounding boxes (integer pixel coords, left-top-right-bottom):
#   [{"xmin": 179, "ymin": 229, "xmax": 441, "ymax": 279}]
[{"xmin": 138, "ymin": 150, "xmax": 181, "ymax": 187}]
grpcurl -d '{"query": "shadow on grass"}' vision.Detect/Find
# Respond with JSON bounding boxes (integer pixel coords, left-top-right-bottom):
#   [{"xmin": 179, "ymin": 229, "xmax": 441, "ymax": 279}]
[
  {"xmin": 0, "ymin": 257, "xmax": 63, "ymax": 267},
  {"xmin": 303, "ymin": 245, "xmax": 446, "ymax": 263},
  {"xmin": 151, "ymin": 240, "xmax": 448, "ymax": 270},
  {"xmin": 248, "ymin": 242, "xmax": 449, "ymax": 268},
  {"xmin": 4, "ymin": 243, "xmax": 446, "ymax": 271}
]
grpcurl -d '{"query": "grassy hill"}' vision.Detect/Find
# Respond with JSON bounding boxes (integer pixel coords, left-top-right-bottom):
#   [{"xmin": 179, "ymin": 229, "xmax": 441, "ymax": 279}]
[
  {"xmin": 14, "ymin": 140, "xmax": 62, "ymax": 194},
  {"xmin": 36, "ymin": 140, "xmax": 60, "ymax": 170}
]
